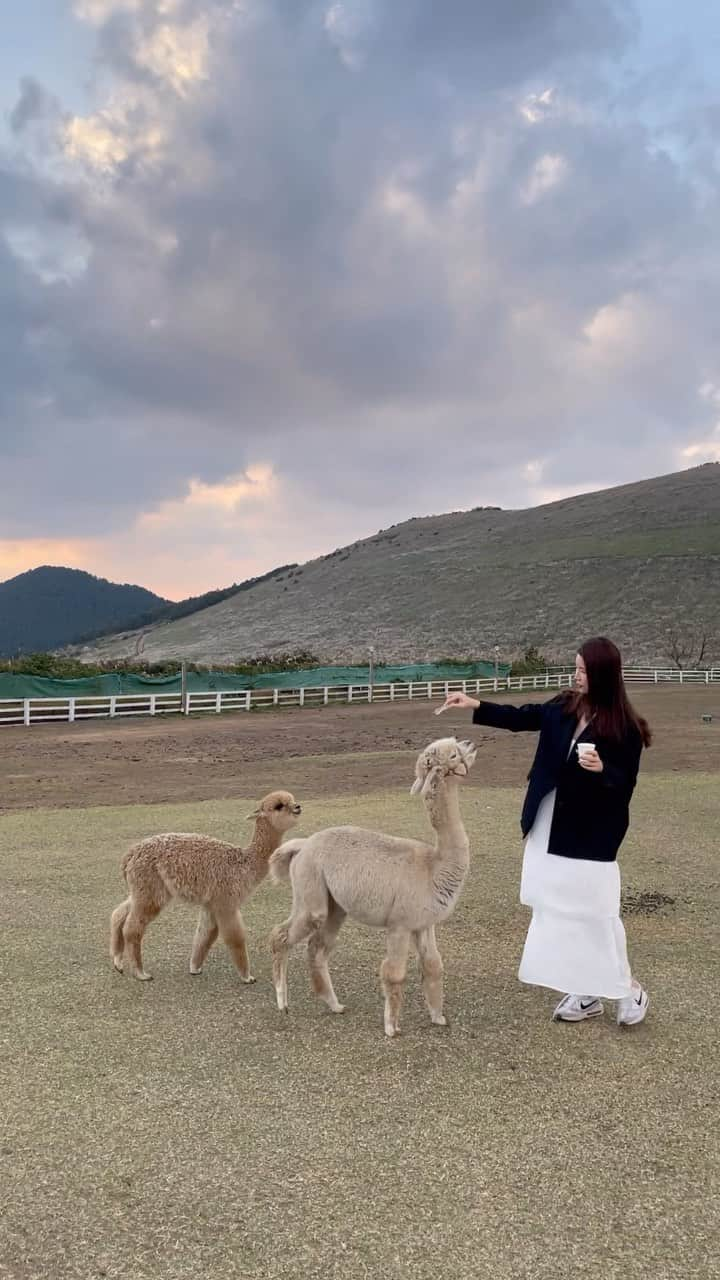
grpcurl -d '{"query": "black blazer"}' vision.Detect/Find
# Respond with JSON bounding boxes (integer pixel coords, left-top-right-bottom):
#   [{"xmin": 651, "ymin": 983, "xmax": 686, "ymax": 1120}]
[{"xmin": 472, "ymin": 694, "xmax": 643, "ymax": 861}]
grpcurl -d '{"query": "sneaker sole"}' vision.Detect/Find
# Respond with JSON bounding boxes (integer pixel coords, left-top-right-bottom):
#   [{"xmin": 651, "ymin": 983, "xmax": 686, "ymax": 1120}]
[{"xmin": 554, "ymin": 1005, "xmax": 604, "ymax": 1022}]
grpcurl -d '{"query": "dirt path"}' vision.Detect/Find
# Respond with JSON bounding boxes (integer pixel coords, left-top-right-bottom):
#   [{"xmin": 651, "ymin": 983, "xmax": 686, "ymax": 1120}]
[{"xmin": 0, "ymin": 686, "xmax": 716, "ymax": 812}]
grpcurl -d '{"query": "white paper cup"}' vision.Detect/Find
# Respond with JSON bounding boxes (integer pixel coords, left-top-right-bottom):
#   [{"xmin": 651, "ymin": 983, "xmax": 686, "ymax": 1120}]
[{"xmin": 577, "ymin": 742, "xmax": 596, "ymax": 759}]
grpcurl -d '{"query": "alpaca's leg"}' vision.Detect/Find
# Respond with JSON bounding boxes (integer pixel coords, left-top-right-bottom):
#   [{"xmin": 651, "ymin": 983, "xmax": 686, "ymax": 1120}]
[
  {"xmin": 123, "ymin": 901, "xmax": 162, "ymax": 980},
  {"xmin": 271, "ymin": 910, "xmax": 326, "ymax": 1013},
  {"xmin": 271, "ymin": 862, "xmax": 329, "ymax": 1013},
  {"xmin": 414, "ymin": 926, "xmax": 446, "ymax": 1027},
  {"xmin": 307, "ymin": 896, "xmax": 347, "ymax": 1013},
  {"xmin": 215, "ymin": 906, "xmax": 256, "ymax": 983},
  {"xmin": 189, "ymin": 907, "xmax": 219, "ymax": 975},
  {"xmin": 110, "ymin": 898, "xmax": 131, "ymax": 972},
  {"xmin": 381, "ymin": 928, "xmax": 411, "ymax": 1038}
]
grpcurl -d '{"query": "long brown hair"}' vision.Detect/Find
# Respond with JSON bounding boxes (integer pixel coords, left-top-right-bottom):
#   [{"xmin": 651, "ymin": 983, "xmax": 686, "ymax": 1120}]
[{"xmin": 565, "ymin": 637, "xmax": 652, "ymax": 746}]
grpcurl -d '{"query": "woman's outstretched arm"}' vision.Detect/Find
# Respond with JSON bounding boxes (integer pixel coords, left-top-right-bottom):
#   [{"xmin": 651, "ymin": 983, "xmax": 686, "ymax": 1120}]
[{"xmin": 439, "ymin": 691, "xmax": 545, "ymax": 732}]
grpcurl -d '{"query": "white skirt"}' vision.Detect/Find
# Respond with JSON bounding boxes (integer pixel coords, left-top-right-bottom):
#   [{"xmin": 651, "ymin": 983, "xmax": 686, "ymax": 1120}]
[{"xmin": 518, "ymin": 790, "xmax": 633, "ymax": 999}]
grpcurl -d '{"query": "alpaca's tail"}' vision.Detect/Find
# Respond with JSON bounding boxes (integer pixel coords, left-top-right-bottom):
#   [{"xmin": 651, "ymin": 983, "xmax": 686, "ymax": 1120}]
[
  {"xmin": 120, "ymin": 843, "xmax": 138, "ymax": 881},
  {"xmin": 110, "ymin": 897, "xmax": 131, "ymax": 967},
  {"xmin": 269, "ymin": 838, "xmax": 307, "ymax": 883}
]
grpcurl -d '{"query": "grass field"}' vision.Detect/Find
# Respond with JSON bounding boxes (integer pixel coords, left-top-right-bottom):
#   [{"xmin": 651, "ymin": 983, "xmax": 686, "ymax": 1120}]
[{"xmin": 2, "ymin": 769, "xmax": 719, "ymax": 1279}]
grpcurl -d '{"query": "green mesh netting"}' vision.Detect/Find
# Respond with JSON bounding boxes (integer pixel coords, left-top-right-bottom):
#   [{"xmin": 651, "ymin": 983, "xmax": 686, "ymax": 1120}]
[{"xmin": 0, "ymin": 661, "xmax": 509, "ymax": 699}]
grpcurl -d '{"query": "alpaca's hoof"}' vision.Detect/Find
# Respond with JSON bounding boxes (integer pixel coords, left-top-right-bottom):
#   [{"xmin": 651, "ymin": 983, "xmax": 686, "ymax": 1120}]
[
  {"xmin": 134, "ymin": 971, "xmax": 153, "ymax": 982},
  {"xmin": 431, "ymin": 1014, "xmax": 448, "ymax": 1027},
  {"xmin": 241, "ymin": 974, "xmax": 257, "ymax": 985},
  {"xmin": 385, "ymin": 1024, "xmax": 400, "ymax": 1038},
  {"xmin": 189, "ymin": 965, "xmax": 202, "ymax": 975},
  {"xmin": 112, "ymin": 957, "xmax": 124, "ymax": 974},
  {"xmin": 330, "ymin": 1003, "xmax": 346, "ymax": 1015}
]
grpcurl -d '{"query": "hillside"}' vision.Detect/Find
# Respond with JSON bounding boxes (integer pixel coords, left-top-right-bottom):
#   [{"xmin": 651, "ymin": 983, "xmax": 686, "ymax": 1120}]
[
  {"xmin": 0, "ymin": 567, "xmax": 168, "ymax": 657},
  {"xmin": 74, "ymin": 464, "xmax": 720, "ymax": 666}
]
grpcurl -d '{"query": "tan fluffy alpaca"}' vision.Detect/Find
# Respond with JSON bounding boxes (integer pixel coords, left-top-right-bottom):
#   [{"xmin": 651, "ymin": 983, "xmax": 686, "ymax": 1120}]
[
  {"xmin": 269, "ymin": 738, "xmax": 476, "ymax": 1037},
  {"xmin": 110, "ymin": 790, "xmax": 301, "ymax": 981}
]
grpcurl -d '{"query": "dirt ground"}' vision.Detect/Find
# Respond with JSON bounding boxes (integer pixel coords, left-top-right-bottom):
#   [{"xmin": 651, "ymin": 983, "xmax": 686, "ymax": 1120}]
[{"xmin": 1, "ymin": 685, "xmax": 717, "ymax": 812}]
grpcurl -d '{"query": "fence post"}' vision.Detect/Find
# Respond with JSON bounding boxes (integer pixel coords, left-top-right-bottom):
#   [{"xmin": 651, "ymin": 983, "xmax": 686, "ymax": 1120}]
[
  {"xmin": 150, "ymin": 695, "xmax": 157, "ymax": 717},
  {"xmin": 323, "ymin": 687, "xmax": 329, "ymax": 705},
  {"xmin": 24, "ymin": 699, "xmax": 30, "ymax": 726},
  {"xmin": 299, "ymin": 688, "xmax": 305, "ymax": 707},
  {"xmin": 110, "ymin": 696, "xmax": 116, "ymax": 718},
  {"xmin": 409, "ymin": 681, "xmax": 413, "ymax": 701},
  {"xmin": 390, "ymin": 684, "xmax": 395, "ymax": 702},
  {"xmin": 348, "ymin": 686, "xmax": 353, "ymax": 703},
  {"xmin": 216, "ymin": 692, "xmax": 222, "ymax": 713},
  {"xmin": 680, "ymin": 669, "xmax": 684, "ymax": 685},
  {"xmin": 245, "ymin": 691, "xmax": 251, "ymax": 711},
  {"xmin": 68, "ymin": 697, "xmax": 75, "ymax": 723},
  {"xmin": 273, "ymin": 688, "xmax": 279, "ymax": 706}
]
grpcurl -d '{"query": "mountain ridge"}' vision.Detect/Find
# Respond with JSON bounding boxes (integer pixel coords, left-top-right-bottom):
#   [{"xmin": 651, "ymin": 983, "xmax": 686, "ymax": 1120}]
[
  {"xmin": 72, "ymin": 463, "xmax": 720, "ymax": 666},
  {"xmin": 0, "ymin": 566, "xmax": 167, "ymax": 657}
]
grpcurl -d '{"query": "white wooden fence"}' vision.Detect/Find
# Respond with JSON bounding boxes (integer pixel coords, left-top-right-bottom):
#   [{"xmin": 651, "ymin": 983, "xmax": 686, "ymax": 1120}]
[{"xmin": 0, "ymin": 668, "xmax": 717, "ymax": 728}]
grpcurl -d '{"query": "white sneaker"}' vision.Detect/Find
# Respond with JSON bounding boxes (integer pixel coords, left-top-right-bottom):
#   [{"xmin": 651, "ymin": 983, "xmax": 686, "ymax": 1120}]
[
  {"xmin": 617, "ymin": 983, "xmax": 649, "ymax": 1026},
  {"xmin": 553, "ymin": 994, "xmax": 604, "ymax": 1022}
]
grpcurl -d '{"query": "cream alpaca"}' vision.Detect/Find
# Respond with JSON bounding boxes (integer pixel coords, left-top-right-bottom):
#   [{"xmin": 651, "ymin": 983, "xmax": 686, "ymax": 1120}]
[
  {"xmin": 110, "ymin": 791, "xmax": 301, "ymax": 981},
  {"xmin": 269, "ymin": 738, "xmax": 476, "ymax": 1037}
]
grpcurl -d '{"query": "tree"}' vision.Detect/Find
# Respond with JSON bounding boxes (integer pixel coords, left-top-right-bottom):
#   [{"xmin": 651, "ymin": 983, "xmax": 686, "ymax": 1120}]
[{"xmin": 664, "ymin": 626, "xmax": 711, "ymax": 670}]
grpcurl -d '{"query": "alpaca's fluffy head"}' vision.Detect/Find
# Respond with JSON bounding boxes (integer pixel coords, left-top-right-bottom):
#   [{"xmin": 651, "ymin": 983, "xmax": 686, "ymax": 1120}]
[
  {"xmin": 410, "ymin": 738, "xmax": 477, "ymax": 797},
  {"xmin": 246, "ymin": 790, "xmax": 302, "ymax": 833}
]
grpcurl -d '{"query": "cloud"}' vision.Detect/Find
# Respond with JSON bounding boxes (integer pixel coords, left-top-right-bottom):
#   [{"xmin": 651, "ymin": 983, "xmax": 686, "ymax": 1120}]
[
  {"xmin": 10, "ymin": 77, "xmax": 59, "ymax": 134},
  {"xmin": 2, "ymin": 0, "xmax": 720, "ymax": 595},
  {"xmin": 681, "ymin": 433, "xmax": 720, "ymax": 462},
  {"xmin": 72, "ymin": 0, "xmax": 146, "ymax": 24},
  {"xmin": 0, "ymin": 461, "xmax": 409, "ymax": 598},
  {"xmin": 520, "ymin": 152, "xmax": 569, "ymax": 203},
  {"xmin": 519, "ymin": 87, "xmax": 556, "ymax": 125}
]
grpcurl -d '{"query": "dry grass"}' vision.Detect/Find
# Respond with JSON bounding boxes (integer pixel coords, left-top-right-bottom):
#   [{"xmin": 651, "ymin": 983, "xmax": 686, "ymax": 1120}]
[{"xmin": 1, "ymin": 774, "xmax": 719, "ymax": 1279}]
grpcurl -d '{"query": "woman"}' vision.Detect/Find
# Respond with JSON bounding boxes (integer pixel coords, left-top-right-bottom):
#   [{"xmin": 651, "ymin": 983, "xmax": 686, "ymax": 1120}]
[{"xmin": 441, "ymin": 637, "xmax": 651, "ymax": 1026}]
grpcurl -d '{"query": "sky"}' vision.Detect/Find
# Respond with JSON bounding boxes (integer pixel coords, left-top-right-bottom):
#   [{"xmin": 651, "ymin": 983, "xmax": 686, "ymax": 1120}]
[{"xmin": 1, "ymin": 1, "xmax": 720, "ymax": 600}]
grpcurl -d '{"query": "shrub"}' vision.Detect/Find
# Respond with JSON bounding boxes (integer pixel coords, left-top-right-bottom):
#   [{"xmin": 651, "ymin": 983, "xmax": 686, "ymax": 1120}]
[{"xmin": 510, "ymin": 646, "xmax": 549, "ymax": 676}]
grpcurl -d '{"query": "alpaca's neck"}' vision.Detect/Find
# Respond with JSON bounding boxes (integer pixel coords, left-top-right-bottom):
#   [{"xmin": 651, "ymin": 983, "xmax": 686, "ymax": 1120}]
[
  {"xmin": 246, "ymin": 819, "xmax": 284, "ymax": 880},
  {"xmin": 422, "ymin": 776, "xmax": 469, "ymax": 915},
  {"xmin": 425, "ymin": 777, "xmax": 469, "ymax": 866}
]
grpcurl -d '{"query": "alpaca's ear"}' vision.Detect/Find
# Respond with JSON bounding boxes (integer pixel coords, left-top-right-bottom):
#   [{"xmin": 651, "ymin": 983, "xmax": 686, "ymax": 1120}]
[
  {"xmin": 411, "ymin": 747, "xmax": 433, "ymax": 795},
  {"xmin": 245, "ymin": 807, "xmax": 262, "ymax": 819},
  {"xmin": 409, "ymin": 762, "xmax": 438, "ymax": 793},
  {"xmin": 419, "ymin": 766, "xmax": 441, "ymax": 799}
]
